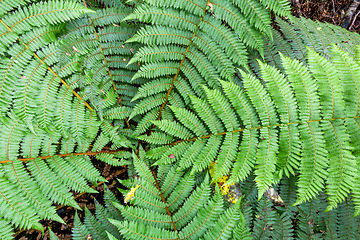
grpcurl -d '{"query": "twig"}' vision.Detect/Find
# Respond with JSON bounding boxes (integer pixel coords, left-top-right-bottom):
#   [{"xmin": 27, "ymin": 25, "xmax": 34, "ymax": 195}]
[
  {"xmin": 341, "ymin": 0, "xmax": 360, "ymax": 29},
  {"xmin": 294, "ymin": 0, "xmax": 302, "ymax": 15},
  {"xmin": 349, "ymin": 10, "xmax": 360, "ymax": 30},
  {"xmin": 332, "ymin": 0, "xmax": 336, "ymax": 15}
]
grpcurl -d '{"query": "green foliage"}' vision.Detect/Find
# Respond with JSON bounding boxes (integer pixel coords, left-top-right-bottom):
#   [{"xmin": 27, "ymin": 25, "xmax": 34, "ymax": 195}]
[
  {"xmin": 0, "ymin": 0, "xmax": 138, "ymax": 238},
  {"xmin": 74, "ymin": 151, "xmax": 247, "ymax": 239},
  {"xmin": 145, "ymin": 46, "xmax": 360, "ymax": 212},
  {"xmin": 2, "ymin": 0, "xmax": 360, "ymax": 239},
  {"xmin": 125, "ymin": 0, "xmax": 291, "ymax": 135},
  {"xmin": 73, "ymin": 174, "xmax": 360, "ymax": 240}
]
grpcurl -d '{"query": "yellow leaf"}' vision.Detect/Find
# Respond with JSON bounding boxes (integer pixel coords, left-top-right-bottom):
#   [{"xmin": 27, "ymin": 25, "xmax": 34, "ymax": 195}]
[{"xmin": 124, "ymin": 185, "xmax": 140, "ymax": 203}]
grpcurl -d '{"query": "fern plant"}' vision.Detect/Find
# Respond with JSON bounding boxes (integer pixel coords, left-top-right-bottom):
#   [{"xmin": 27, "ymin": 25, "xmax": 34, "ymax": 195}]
[
  {"xmin": 74, "ymin": 149, "xmax": 248, "ymax": 239},
  {"xmin": 142, "ymin": 45, "xmax": 360, "ymax": 214},
  {"xmin": 125, "ymin": 0, "xmax": 291, "ymax": 135},
  {"xmin": 73, "ymin": 44, "xmax": 360, "ymax": 240},
  {"xmin": 0, "ymin": 0, "xmax": 139, "ymax": 237},
  {"xmin": 2, "ymin": 0, "xmax": 360, "ymax": 239},
  {"xmin": 247, "ymin": 16, "xmax": 360, "ymax": 75},
  {"xmin": 73, "ymin": 159, "xmax": 360, "ymax": 239}
]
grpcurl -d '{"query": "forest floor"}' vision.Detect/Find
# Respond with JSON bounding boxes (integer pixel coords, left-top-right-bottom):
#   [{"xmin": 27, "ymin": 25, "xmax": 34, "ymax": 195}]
[
  {"xmin": 14, "ymin": 0, "xmax": 360, "ymax": 239},
  {"xmin": 291, "ymin": 0, "xmax": 360, "ymax": 33}
]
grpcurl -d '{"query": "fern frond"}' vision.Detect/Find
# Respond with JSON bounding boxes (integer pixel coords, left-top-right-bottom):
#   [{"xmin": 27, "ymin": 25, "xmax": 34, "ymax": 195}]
[
  {"xmin": 0, "ymin": 1, "xmax": 93, "ymax": 36},
  {"xmin": 102, "ymin": 151, "xmax": 244, "ymax": 239},
  {"xmin": 203, "ymin": 201, "xmax": 241, "ymax": 239},
  {"xmin": 3, "ymin": 160, "xmax": 64, "ymax": 223},
  {"xmin": 0, "ymin": 217, "xmax": 14, "ymax": 240},
  {"xmin": 259, "ymin": 0, "xmax": 291, "ymax": 17},
  {"xmin": 72, "ymin": 211, "xmax": 92, "ymax": 240},
  {"xmin": 295, "ymin": 197, "xmax": 326, "ymax": 239},
  {"xmin": 211, "ymin": 0, "xmax": 264, "ymax": 55},
  {"xmin": 125, "ymin": 0, "xmax": 291, "ymax": 131},
  {"xmin": 307, "ymin": 47, "xmax": 356, "ymax": 211},
  {"xmin": 0, "ymin": 176, "xmax": 42, "ymax": 230},
  {"xmin": 4, "ymin": 0, "xmax": 360, "ymax": 238},
  {"xmin": 143, "ymin": 45, "xmax": 360, "ymax": 211},
  {"xmin": 94, "ymin": 199, "xmax": 123, "ymax": 239},
  {"xmin": 257, "ymin": 61, "xmax": 300, "ymax": 179},
  {"xmin": 233, "ymin": 0, "xmax": 272, "ymax": 38},
  {"xmin": 251, "ymin": 198, "xmax": 276, "ymax": 239},
  {"xmin": 0, "ymin": 1, "xmax": 138, "ymax": 234},
  {"xmin": 27, "ymin": 157, "xmax": 81, "ymax": 208},
  {"xmin": 58, "ymin": 3, "xmax": 139, "ymax": 114},
  {"xmin": 240, "ymin": 71, "xmax": 279, "ymax": 197},
  {"xmin": 83, "ymin": 206, "xmax": 110, "ymax": 240},
  {"xmin": 336, "ymin": 200, "xmax": 359, "ymax": 239},
  {"xmin": 233, "ymin": 213, "xmax": 252, "ymax": 240},
  {"xmin": 279, "ymin": 53, "xmax": 328, "ymax": 205},
  {"xmin": 273, "ymin": 212, "xmax": 294, "ymax": 239}
]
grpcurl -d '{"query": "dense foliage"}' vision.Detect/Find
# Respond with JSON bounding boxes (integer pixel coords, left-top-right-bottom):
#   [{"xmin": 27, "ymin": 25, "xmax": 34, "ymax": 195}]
[{"xmin": 1, "ymin": 0, "xmax": 360, "ymax": 239}]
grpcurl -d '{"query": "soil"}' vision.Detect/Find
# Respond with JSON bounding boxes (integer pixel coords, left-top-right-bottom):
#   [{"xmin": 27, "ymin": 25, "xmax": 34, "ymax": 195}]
[
  {"xmin": 291, "ymin": 0, "xmax": 360, "ymax": 33},
  {"xmin": 14, "ymin": 0, "xmax": 360, "ymax": 239}
]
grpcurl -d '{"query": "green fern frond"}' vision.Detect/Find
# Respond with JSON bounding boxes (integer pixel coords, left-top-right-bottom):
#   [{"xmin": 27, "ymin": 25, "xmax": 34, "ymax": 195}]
[
  {"xmin": 232, "ymin": 0, "xmax": 272, "ymax": 38},
  {"xmin": 203, "ymin": 201, "xmax": 241, "ymax": 239},
  {"xmin": 0, "ymin": 175, "xmax": 43, "ymax": 231},
  {"xmin": 72, "ymin": 211, "xmax": 91, "ymax": 240},
  {"xmin": 259, "ymin": 0, "xmax": 291, "ymax": 17},
  {"xmin": 233, "ymin": 213, "xmax": 252, "ymax": 240},
  {"xmin": 125, "ymin": 0, "xmax": 291, "ymax": 132},
  {"xmin": 251, "ymin": 198, "xmax": 276, "ymax": 239},
  {"xmin": 336, "ymin": 200, "xmax": 359, "ymax": 239},
  {"xmin": 0, "ymin": 1, "xmax": 93, "ymax": 37},
  {"xmin": 102, "ymin": 150, "xmax": 245, "ymax": 239},
  {"xmin": 4, "ymin": 0, "xmax": 360, "ymax": 238},
  {"xmin": 142, "ymin": 45, "xmax": 360, "ymax": 211},
  {"xmin": 58, "ymin": 3, "xmax": 139, "ymax": 113},
  {"xmin": 257, "ymin": 61, "xmax": 300, "ymax": 179},
  {"xmin": 0, "ymin": 0, "xmax": 138, "ymax": 234},
  {"xmin": 3, "ymin": 160, "xmax": 64, "ymax": 223},
  {"xmin": 0, "ymin": 217, "xmax": 14, "ymax": 240},
  {"xmin": 279, "ymin": 53, "xmax": 328, "ymax": 205}
]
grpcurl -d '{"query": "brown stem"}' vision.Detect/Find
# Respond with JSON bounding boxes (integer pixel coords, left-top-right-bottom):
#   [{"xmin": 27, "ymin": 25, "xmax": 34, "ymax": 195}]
[
  {"xmin": 155, "ymin": 0, "xmax": 211, "ymax": 121},
  {"xmin": 0, "ymin": 149, "xmax": 124, "ymax": 164},
  {"xmin": 150, "ymin": 168, "xmax": 179, "ymax": 236},
  {"xmin": 168, "ymin": 115, "xmax": 360, "ymax": 146}
]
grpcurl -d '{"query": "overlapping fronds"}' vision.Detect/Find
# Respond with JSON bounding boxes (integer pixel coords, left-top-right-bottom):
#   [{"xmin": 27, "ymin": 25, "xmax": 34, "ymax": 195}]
[
  {"xmin": 72, "ymin": 185, "xmax": 124, "ymax": 240},
  {"xmin": 101, "ymin": 150, "xmax": 247, "ymax": 240},
  {"xmin": 73, "ymin": 158, "xmax": 360, "ymax": 240},
  {"xmin": 0, "ymin": 0, "xmax": 137, "ymax": 236},
  {"xmin": 141, "ymin": 45, "xmax": 360, "ymax": 212},
  {"xmin": 243, "ymin": 181, "xmax": 360, "ymax": 239},
  {"xmin": 58, "ymin": 1, "xmax": 140, "ymax": 117},
  {"xmin": 4, "ymin": 0, "xmax": 360, "ymax": 239},
  {"xmin": 248, "ymin": 16, "xmax": 360, "ymax": 75},
  {"xmin": 124, "ymin": 0, "xmax": 291, "ymax": 135}
]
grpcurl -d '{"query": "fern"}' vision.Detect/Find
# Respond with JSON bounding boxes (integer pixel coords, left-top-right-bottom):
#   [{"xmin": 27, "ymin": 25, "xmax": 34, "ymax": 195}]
[
  {"xmin": 73, "ymin": 150, "xmax": 247, "ymax": 240},
  {"xmin": 0, "ymin": 0, "xmax": 138, "ymax": 237},
  {"xmin": 124, "ymin": 0, "xmax": 292, "ymax": 135},
  {"xmin": 2, "ymin": 0, "xmax": 360, "ymax": 239},
  {"xmin": 71, "ymin": 163, "xmax": 360, "ymax": 239},
  {"xmin": 247, "ymin": 16, "xmax": 360, "ymax": 78},
  {"xmin": 142, "ymin": 45, "xmax": 360, "ymax": 212}
]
